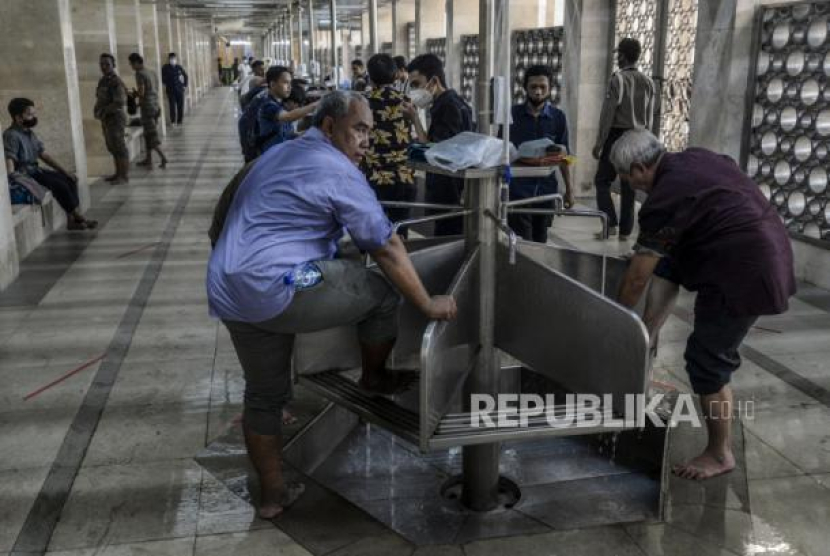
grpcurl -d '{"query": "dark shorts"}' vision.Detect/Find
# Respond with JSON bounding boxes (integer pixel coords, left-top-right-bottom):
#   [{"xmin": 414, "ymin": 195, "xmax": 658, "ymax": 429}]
[
  {"xmin": 653, "ymin": 256, "xmax": 681, "ymax": 284},
  {"xmin": 684, "ymin": 304, "xmax": 757, "ymax": 396}
]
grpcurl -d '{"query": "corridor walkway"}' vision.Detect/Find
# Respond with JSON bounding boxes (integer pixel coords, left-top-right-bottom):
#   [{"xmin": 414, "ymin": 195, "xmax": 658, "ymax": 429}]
[{"xmin": 1, "ymin": 88, "xmax": 829, "ymax": 556}]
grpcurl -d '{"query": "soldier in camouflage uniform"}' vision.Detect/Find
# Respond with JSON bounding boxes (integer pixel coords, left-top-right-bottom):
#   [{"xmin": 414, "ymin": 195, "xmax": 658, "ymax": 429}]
[
  {"xmin": 94, "ymin": 53, "xmax": 129, "ymax": 184},
  {"xmin": 128, "ymin": 53, "xmax": 168, "ymax": 169}
]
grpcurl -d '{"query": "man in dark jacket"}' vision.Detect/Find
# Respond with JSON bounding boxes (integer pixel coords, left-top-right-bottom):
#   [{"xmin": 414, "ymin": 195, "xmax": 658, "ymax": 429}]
[
  {"xmin": 161, "ymin": 52, "xmax": 189, "ymax": 125},
  {"xmin": 403, "ymin": 53, "xmax": 474, "ymax": 236},
  {"xmin": 614, "ymin": 129, "xmax": 795, "ymax": 481}
]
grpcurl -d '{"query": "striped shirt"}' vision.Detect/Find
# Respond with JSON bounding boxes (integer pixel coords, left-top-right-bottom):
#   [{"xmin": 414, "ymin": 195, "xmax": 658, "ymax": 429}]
[{"xmin": 595, "ymin": 65, "xmax": 656, "ymax": 149}]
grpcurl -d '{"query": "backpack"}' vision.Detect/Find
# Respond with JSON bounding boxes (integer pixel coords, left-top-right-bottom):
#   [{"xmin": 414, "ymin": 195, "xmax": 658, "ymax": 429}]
[
  {"xmin": 8, "ymin": 173, "xmax": 52, "ymax": 205},
  {"xmin": 238, "ymin": 87, "xmax": 270, "ymax": 161}
]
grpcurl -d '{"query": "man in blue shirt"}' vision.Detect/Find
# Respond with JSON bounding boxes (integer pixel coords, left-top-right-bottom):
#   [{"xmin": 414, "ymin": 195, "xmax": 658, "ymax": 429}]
[
  {"xmin": 207, "ymin": 91, "xmax": 457, "ymax": 520},
  {"xmin": 257, "ymin": 66, "xmax": 317, "ymax": 154},
  {"xmin": 509, "ymin": 65, "xmax": 574, "ymax": 243}
]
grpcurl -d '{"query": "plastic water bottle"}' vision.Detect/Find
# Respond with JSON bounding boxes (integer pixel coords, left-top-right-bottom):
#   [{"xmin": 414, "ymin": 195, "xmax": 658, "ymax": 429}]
[{"xmin": 283, "ymin": 262, "xmax": 323, "ymax": 290}]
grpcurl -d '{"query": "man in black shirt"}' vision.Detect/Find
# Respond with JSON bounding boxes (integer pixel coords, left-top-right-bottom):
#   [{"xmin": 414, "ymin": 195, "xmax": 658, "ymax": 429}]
[
  {"xmin": 161, "ymin": 52, "xmax": 189, "ymax": 125},
  {"xmin": 403, "ymin": 53, "xmax": 474, "ymax": 236}
]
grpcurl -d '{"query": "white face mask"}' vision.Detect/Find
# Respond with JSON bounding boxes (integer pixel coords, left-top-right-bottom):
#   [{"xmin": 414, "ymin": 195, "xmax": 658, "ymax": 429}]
[
  {"xmin": 409, "ymin": 87, "xmax": 433, "ymax": 109},
  {"xmin": 170, "ymin": 59, "xmax": 177, "ymax": 66}
]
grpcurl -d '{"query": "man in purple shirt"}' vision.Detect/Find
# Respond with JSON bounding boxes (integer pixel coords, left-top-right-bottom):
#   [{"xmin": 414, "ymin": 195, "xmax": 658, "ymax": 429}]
[
  {"xmin": 612, "ymin": 129, "xmax": 795, "ymax": 481},
  {"xmin": 207, "ymin": 91, "xmax": 457, "ymax": 519}
]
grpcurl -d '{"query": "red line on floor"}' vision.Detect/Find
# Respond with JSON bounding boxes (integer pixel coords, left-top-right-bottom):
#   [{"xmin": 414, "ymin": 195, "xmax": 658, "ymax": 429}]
[
  {"xmin": 22, "ymin": 354, "xmax": 106, "ymax": 401},
  {"xmin": 116, "ymin": 242, "xmax": 159, "ymax": 259}
]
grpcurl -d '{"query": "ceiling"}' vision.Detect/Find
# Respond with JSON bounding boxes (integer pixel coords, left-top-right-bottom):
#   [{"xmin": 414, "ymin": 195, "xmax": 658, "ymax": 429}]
[{"xmin": 166, "ymin": 0, "xmax": 393, "ymax": 35}]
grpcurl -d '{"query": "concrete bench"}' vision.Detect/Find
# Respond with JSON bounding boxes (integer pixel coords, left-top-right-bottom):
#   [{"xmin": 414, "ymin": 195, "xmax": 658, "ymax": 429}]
[
  {"xmin": 126, "ymin": 125, "xmax": 145, "ymax": 162},
  {"xmin": 11, "ymin": 195, "xmax": 66, "ymax": 261}
]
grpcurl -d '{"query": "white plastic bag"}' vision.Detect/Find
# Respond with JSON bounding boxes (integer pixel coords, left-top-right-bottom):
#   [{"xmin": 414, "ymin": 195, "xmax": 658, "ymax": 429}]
[{"xmin": 425, "ymin": 132, "xmax": 517, "ymax": 172}]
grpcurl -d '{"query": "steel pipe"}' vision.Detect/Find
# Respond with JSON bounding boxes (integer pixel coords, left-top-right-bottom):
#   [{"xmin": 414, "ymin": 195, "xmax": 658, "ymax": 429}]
[
  {"xmin": 330, "ymin": 0, "xmax": 338, "ymax": 87},
  {"xmin": 380, "ymin": 201, "xmax": 465, "ymax": 210},
  {"xmin": 391, "ymin": 210, "xmax": 474, "ymax": 234},
  {"xmin": 503, "ymin": 193, "xmax": 565, "ymax": 210},
  {"xmin": 509, "ymin": 208, "xmax": 610, "ymax": 240},
  {"xmin": 484, "ymin": 209, "xmax": 518, "ymax": 265}
]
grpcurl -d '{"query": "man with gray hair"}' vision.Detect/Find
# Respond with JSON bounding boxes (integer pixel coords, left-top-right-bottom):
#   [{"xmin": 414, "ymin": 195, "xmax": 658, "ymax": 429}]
[
  {"xmin": 612, "ymin": 129, "xmax": 795, "ymax": 481},
  {"xmin": 207, "ymin": 90, "xmax": 457, "ymax": 519}
]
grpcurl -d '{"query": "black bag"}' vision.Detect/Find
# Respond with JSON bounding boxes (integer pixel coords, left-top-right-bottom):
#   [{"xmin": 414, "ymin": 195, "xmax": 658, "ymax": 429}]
[{"xmin": 127, "ymin": 95, "xmax": 137, "ymax": 116}]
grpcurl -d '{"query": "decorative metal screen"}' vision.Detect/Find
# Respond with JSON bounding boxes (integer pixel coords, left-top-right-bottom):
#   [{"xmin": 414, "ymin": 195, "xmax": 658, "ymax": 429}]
[
  {"xmin": 460, "ymin": 34, "xmax": 479, "ymax": 104},
  {"xmin": 459, "ymin": 29, "xmax": 564, "ymax": 107},
  {"xmin": 426, "ymin": 38, "xmax": 447, "ymax": 63},
  {"xmin": 614, "ymin": 0, "xmax": 659, "ymax": 77},
  {"xmin": 512, "ymin": 28, "xmax": 565, "ymax": 106},
  {"xmin": 660, "ymin": 0, "xmax": 698, "ymax": 151},
  {"xmin": 407, "ymin": 22, "xmax": 416, "ymax": 60},
  {"xmin": 614, "ymin": 0, "xmax": 698, "ymax": 151},
  {"xmin": 747, "ymin": 2, "xmax": 830, "ymax": 240}
]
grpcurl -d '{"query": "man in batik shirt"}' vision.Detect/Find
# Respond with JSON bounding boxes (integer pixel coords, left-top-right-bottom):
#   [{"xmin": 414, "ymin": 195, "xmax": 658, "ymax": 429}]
[{"xmin": 361, "ymin": 54, "xmax": 415, "ymax": 237}]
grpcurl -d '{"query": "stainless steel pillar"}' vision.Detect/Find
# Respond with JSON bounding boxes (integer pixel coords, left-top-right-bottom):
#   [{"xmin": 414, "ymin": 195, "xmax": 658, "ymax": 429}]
[
  {"xmin": 415, "ymin": 0, "xmax": 421, "ymax": 53},
  {"xmin": 369, "ymin": 0, "xmax": 379, "ymax": 57},
  {"xmin": 460, "ymin": 0, "xmax": 500, "ymax": 513},
  {"xmin": 392, "ymin": 0, "xmax": 398, "ymax": 55},
  {"xmin": 445, "ymin": 0, "xmax": 454, "ymax": 90},
  {"xmin": 329, "ymin": 0, "xmax": 338, "ymax": 86},
  {"xmin": 297, "ymin": 6, "xmax": 305, "ymax": 70},
  {"xmin": 308, "ymin": 0, "xmax": 317, "ymax": 80},
  {"xmin": 289, "ymin": 4, "xmax": 296, "ymax": 68}
]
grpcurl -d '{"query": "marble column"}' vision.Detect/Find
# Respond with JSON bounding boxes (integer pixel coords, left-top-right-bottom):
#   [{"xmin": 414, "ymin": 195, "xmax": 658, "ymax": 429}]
[
  {"xmin": 687, "ymin": 0, "xmax": 746, "ymax": 160},
  {"xmin": 562, "ymin": 0, "xmax": 614, "ymax": 193},
  {"xmin": 379, "ymin": 4, "xmax": 393, "ymax": 51},
  {"xmin": 0, "ymin": 0, "xmax": 89, "ymax": 210},
  {"xmin": 140, "ymin": 2, "xmax": 166, "ymax": 136},
  {"xmin": 157, "ymin": 2, "xmax": 173, "ymax": 59},
  {"xmin": 0, "ymin": 122, "xmax": 19, "ymax": 291},
  {"xmin": 114, "ymin": 0, "xmax": 142, "ymax": 89},
  {"xmin": 416, "ymin": 0, "xmax": 444, "ymax": 54},
  {"xmin": 71, "ymin": 0, "xmax": 118, "ymax": 179},
  {"xmin": 395, "ymin": 0, "xmax": 415, "ymax": 57}
]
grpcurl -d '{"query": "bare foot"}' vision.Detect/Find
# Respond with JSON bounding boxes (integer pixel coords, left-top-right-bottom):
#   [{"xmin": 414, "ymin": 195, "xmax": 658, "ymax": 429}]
[
  {"xmin": 282, "ymin": 408, "xmax": 298, "ymax": 426},
  {"xmin": 258, "ymin": 481, "xmax": 305, "ymax": 519},
  {"xmin": 672, "ymin": 450, "xmax": 735, "ymax": 481}
]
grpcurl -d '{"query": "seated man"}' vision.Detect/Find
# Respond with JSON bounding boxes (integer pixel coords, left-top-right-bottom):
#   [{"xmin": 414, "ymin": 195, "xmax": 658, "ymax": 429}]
[
  {"xmin": 614, "ymin": 129, "xmax": 795, "ymax": 481},
  {"xmin": 4, "ymin": 98, "xmax": 97, "ymax": 230},
  {"xmin": 207, "ymin": 90, "xmax": 457, "ymax": 519}
]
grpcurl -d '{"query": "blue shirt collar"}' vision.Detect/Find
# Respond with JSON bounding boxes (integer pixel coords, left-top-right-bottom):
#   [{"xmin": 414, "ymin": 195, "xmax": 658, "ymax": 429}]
[{"xmin": 522, "ymin": 100, "xmax": 554, "ymax": 119}]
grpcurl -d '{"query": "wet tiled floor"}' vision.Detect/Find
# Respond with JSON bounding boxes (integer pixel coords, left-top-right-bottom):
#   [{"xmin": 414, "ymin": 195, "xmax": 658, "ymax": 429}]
[{"xmin": 1, "ymin": 88, "xmax": 829, "ymax": 555}]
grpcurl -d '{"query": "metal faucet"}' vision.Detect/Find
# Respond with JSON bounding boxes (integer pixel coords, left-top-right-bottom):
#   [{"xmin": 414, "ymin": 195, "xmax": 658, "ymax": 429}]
[{"xmin": 484, "ymin": 209, "xmax": 518, "ymax": 265}]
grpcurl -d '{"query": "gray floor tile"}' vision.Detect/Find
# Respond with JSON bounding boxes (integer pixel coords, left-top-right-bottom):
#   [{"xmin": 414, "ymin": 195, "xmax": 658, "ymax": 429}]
[{"xmin": 48, "ymin": 460, "xmax": 203, "ymax": 551}]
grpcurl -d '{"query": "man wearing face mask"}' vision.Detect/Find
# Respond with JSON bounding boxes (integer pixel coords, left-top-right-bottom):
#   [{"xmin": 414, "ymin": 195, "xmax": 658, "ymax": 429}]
[
  {"xmin": 508, "ymin": 65, "xmax": 574, "ymax": 243},
  {"xmin": 403, "ymin": 53, "xmax": 474, "ymax": 236},
  {"xmin": 393, "ymin": 56, "xmax": 409, "ymax": 92},
  {"xmin": 207, "ymin": 90, "xmax": 457, "ymax": 520},
  {"xmin": 161, "ymin": 52, "xmax": 189, "ymax": 126},
  {"xmin": 4, "ymin": 98, "xmax": 98, "ymax": 230}
]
